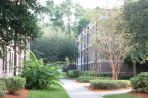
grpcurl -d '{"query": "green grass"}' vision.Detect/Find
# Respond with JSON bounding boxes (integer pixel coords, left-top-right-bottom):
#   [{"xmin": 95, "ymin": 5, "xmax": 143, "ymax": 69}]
[
  {"xmin": 29, "ymin": 86, "xmax": 69, "ymax": 98},
  {"xmin": 104, "ymin": 94, "xmax": 141, "ymax": 98}
]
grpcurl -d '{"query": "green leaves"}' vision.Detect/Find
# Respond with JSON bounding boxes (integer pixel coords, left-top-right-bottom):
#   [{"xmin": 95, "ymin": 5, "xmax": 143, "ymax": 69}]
[
  {"xmin": 0, "ymin": 79, "xmax": 7, "ymax": 97},
  {"xmin": 123, "ymin": 0, "xmax": 148, "ymax": 63},
  {"xmin": 0, "ymin": 0, "xmax": 43, "ymax": 58},
  {"xmin": 130, "ymin": 72, "xmax": 148, "ymax": 92},
  {"xmin": 21, "ymin": 52, "xmax": 61, "ymax": 89},
  {"xmin": 31, "ymin": 30, "xmax": 78, "ymax": 63}
]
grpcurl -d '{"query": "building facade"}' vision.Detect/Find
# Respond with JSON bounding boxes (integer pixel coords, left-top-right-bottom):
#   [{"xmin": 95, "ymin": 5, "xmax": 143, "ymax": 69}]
[
  {"xmin": 0, "ymin": 39, "xmax": 30, "ymax": 77},
  {"xmin": 76, "ymin": 17, "xmax": 133, "ymax": 75}
]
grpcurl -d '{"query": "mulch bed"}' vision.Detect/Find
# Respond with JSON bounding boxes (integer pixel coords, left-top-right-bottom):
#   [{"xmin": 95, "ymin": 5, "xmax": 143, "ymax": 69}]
[
  {"xmin": 5, "ymin": 89, "xmax": 29, "ymax": 98},
  {"xmin": 77, "ymin": 80, "xmax": 148, "ymax": 98},
  {"xmin": 130, "ymin": 92, "xmax": 148, "ymax": 98},
  {"xmin": 85, "ymin": 85, "xmax": 126, "ymax": 92},
  {"xmin": 87, "ymin": 85, "xmax": 148, "ymax": 98}
]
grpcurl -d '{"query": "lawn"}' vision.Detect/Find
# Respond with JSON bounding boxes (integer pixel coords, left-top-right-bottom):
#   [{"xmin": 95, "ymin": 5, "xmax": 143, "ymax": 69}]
[
  {"xmin": 104, "ymin": 94, "xmax": 141, "ymax": 98},
  {"xmin": 29, "ymin": 86, "xmax": 69, "ymax": 98}
]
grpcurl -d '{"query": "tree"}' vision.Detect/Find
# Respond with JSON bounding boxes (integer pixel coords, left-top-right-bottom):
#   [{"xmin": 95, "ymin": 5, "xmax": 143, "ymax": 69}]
[
  {"xmin": 123, "ymin": 0, "xmax": 148, "ymax": 64},
  {"xmin": 31, "ymin": 29, "xmax": 78, "ymax": 63},
  {"xmin": 93, "ymin": 11, "xmax": 131, "ymax": 80},
  {"xmin": 73, "ymin": 4, "xmax": 100, "ymax": 35},
  {"xmin": 0, "ymin": 0, "xmax": 43, "ymax": 75},
  {"xmin": 46, "ymin": 1, "xmax": 98, "ymax": 35},
  {"xmin": 47, "ymin": 0, "xmax": 73, "ymax": 33},
  {"xmin": 73, "ymin": 3, "xmax": 90, "ymax": 35},
  {"xmin": 123, "ymin": 0, "xmax": 148, "ymax": 75}
]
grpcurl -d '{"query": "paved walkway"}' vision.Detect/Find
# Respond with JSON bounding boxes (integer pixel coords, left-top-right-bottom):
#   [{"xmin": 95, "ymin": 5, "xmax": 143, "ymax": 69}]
[
  {"xmin": 60, "ymin": 79, "xmax": 103, "ymax": 98},
  {"xmin": 61, "ymin": 79, "xmax": 132, "ymax": 98}
]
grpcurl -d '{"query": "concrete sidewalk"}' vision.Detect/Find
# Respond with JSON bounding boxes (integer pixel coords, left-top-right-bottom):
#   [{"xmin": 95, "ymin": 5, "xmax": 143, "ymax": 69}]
[
  {"xmin": 61, "ymin": 79, "xmax": 103, "ymax": 98},
  {"xmin": 61, "ymin": 79, "xmax": 132, "ymax": 98}
]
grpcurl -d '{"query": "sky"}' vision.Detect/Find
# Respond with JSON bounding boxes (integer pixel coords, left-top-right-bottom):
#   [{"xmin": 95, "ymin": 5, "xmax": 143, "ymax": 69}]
[{"xmin": 53, "ymin": 0, "xmax": 124, "ymax": 9}]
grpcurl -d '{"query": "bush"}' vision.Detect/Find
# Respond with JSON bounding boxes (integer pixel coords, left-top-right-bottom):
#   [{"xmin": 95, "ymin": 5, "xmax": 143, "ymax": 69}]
[
  {"xmin": 80, "ymin": 71, "xmax": 112, "ymax": 77},
  {"xmin": 62, "ymin": 64, "xmax": 77, "ymax": 72},
  {"xmin": 90, "ymin": 79, "xmax": 130, "ymax": 89},
  {"xmin": 67, "ymin": 70, "xmax": 79, "ymax": 78},
  {"xmin": 97, "ymin": 73, "xmax": 112, "ymax": 77},
  {"xmin": 80, "ymin": 71, "xmax": 98, "ymax": 76},
  {"xmin": 77, "ymin": 76, "xmax": 111, "ymax": 83},
  {"xmin": 130, "ymin": 72, "xmax": 148, "ymax": 93},
  {"xmin": 119, "ymin": 74, "xmax": 133, "ymax": 80},
  {"xmin": 21, "ymin": 52, "xmax": 61, "ymax": 89},
  {"xmin": 0, "ymin": 79, "xmax": 7, "ymax": 97},
  {"xmin": 4, "ymin": 77, "xmax": 26, "ymax": 94}
]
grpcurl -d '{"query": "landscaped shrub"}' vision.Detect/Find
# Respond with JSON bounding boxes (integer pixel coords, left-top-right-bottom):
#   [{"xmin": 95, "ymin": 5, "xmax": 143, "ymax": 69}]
[
  {"xmin": 4, "ymin": 77, "xmax": 26, "ymax": 94},
  {"xmin": 62, "ymin": 64, "xmax": 77, "ymax": 73},
  {"xmin": 119, "ymin": 74, "xmax": 133, "ymax": 80},
  {"xmin": 98, "ymin": 73, "xmax": 112, "ymax": 77},
  {"xmin": 77, "ymin": 76, "xmax": 111, "ymax": 83},
  {"xmin": 130, "ymin": 72, "xmax": 148, "ymax": 93},
  {"xmin": 21, "ymin": 52, "xmax": 61, "ymax": 89},
  {"xmin": 80, "ymin": 71, "xmax": 112, "ymax": 77},
  {"xmin": 80, "ymin": 71, "xmax": 98, "ymax": 76},
  {"xmin": 90, "ymin": 79, "xmax": 130, "ymax": 89},
  {"xmin": 67, "ymin": 70, "xmax": 79, "ymax": 78},
  {"xmin": 0, "ymin": 79, "xmax": 7, "ymax": 97}
]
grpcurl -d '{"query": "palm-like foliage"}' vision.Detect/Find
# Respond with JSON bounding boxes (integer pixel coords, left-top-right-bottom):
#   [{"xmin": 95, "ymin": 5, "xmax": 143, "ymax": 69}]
[{"xmin": 21, "ymin": 52, "xmax": 61, "ymax": 89}]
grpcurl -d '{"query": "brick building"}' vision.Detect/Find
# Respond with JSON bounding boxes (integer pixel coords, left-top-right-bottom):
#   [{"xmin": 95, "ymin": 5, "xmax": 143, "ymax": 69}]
[
  {"xmin": 0, "ymin": 39, "xmax": 30, "ymax": 77},
  {"xmin": 76, "ymin": 14, "xmax": 133, "ymax": 75}
]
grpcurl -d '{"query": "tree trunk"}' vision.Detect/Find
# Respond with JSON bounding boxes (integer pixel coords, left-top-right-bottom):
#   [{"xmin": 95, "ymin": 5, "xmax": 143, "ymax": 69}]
[
  {"xmin": 24, "ymin": 35, "xmax": 27, "ymax": 61},
  {"xmin": 133, "ymin": 61, "xmax": 137, "ymax": 75},
  {"xmin": 2, "ymin": 45, "xmax": 5, "ymax": 75},
  {"xmin": 14, "ymin": 42, "xmax": 17, "ymax": 76},
  {"xmin": 112, "ymin": 64, "xmax": 118, "ymax": 80},
  {"xmin": 14, "ymin": 33, "xmax": 17, "ymax": 76}
]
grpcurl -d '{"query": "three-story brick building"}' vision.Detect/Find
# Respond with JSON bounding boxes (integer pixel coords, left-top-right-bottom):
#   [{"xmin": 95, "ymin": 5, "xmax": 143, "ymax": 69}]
[
  {"xmin": 76, "ymin": 13, "xmax": 133, "ymax": 75},
  {"xmin": 0, "ymin": 39, "xmax": 30, "ymax": 77}
]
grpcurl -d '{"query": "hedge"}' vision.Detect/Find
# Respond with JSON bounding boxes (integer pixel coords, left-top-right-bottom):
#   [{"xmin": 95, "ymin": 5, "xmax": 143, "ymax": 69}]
[
  {"xmin": 80, "ymin": 71, "xmax": 112, "ymax": 77},
  {"xmin": 130, "ymin": 72, "xmax": 148, "ymax": 93},
  {"xmin": 90, "ymin": 79, "xmax": 130, "ymax": 89},
  {"xmin": 67, "ymin": 70, "xmax": 79, "ymax": 78},
  {"xmin": 0, "ymin": 79, "xmax": 7, "ymax": 97},
  {"xmin": 77, "ymin": 76, "xmax": 111, "ymax": 83},
  {"xmin": 1, "ymin": 77, "xmax": 26, "ymax": 94}
]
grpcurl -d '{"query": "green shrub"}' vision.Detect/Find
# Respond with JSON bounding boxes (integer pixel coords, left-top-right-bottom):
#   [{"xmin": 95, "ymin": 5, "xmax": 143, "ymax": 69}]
[
  {"xmin": 4, "ymin": 77, "xmax": 26, "ymax": 94},
  {"xmin": 80, "ymin": 71, "xmax": 112, "ymax": 77},
  {"xmin": 0, "ymin": 79, "xmax": 7, "ymax": 97},
  {"xmin": 21, "ymin": 52, "xmax": 61, "ymax": 89},
  {"xmin": 77, "ymin": 76, "xmax": 111, "ymax": 83},
  {"xmin": 80, "ymin": 71, "xmax": 98, "ymax": 76},
  {"xmin": 90, "ymin": 79, "xmax": 130, "ymax": 89},
  {"xmin": 98, "ymin": 73, "xmax": 112, "ymax": 77},
  {"xmin": 130, "ymin": 72, "xmax": 148, "ymax": 93},
  {"xmin": 67, "ymin": 70, "xmax": 79, "ymax": 78},
  {"xmin": 119, "ymin": 74, "xmax": 133, "ymax": 80}
]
